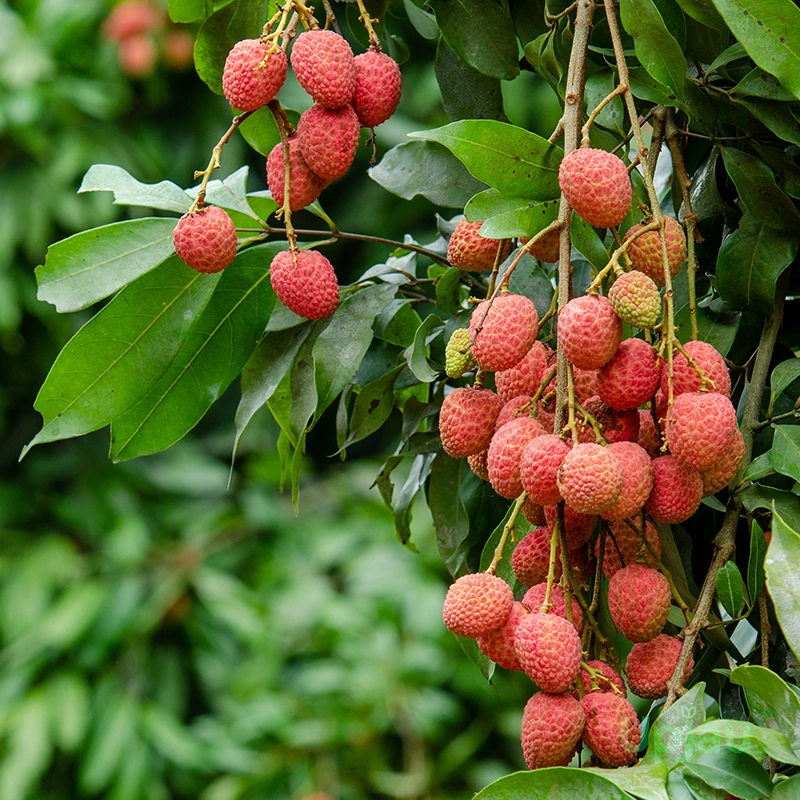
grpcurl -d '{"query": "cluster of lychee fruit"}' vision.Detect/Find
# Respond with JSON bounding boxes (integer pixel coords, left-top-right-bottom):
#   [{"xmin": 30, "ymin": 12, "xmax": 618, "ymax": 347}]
[{"xmin": 171, "ymin": 17, "xmax": 401, "ymax": 321}]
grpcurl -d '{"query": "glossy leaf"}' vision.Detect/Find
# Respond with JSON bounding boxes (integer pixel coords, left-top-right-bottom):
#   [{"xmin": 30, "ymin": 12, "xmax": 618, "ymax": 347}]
[
  {"xmin": 674, "ymin": 302, "xmax": 740, "ymax": 356},
  {"xmin": 110, "ymin": 244, "xmax": 278, "ymax": 461},
  {"xmin": 369, "ymin": 140, "xmax": 488, "ymax": 209},
  {"xmin": 194, "ymin": 3, "xmax": 236, "ymax": 95},
  {"xmin": 571, "ymin": 217, "xmax": 609, "ymax": 271},
  {"xmin": 37, "ymin": 218, "xmax": 178, "ymax": 313},
  {"xmin": 403, "ymin": 0, "xmax": 439, "ymax": 39},
  {"xmin": 238, "ymin": 107, "xmax": 281, "ymax": 157},
  {"xmin": 642, "ymin": 683, "xmax": 707, "ymax": 770},
  {"xmin": 25, "ymin": 257, "xmax": 217, "ymax": 453},
  {"xmin": 770, "ymin": 359, "xmax": 800, "ymax": 410},
  {"xmin": 404, "ymin": 314, "xmax": 443, "ymax": 383},
  {"xmin": 228, "ymin": 0, "xmax": 273, "ymax": 41},
  {"xmin": 478, "ymin": 505, "xmax": 526, "ymax": 591},
  {"xmin": 765, "ymin": 506, "xmax": 800, "ymax": 660},
  {"xmin": 685, "ymin": 718, "xmax": 800, "ymax": 767},
  {"xmin": 747, "ymin": 521, "xmax": 768, "ymax": 602},
  {"xmin": 466, "ymin": 189, "xmax": 559, "ymax": 240},
  {"xmin": 770, "ymin": 425, "xmax": 800, "ymax": 482},
  {"xmin": 584, "ymin": 72, "xmax": 627, "ymax": 136},
  {"xmin": 409, "ymin": 121, "xmax": 562, "ymax": 201},
  {"xmin": 685, "ymin": 744, "xmax": 773, "ymax": 799},
  {"xmin": 744, "ymin": 451, "xmax": 774, "ymax": 482},
  {"xmin": 711, "ymin": 0, "xmax": 800, "ymax": 102},
  {"xmin": 735, "ymin": 96, "xmax": 800, "ymax": 147},
  {"xmin": 435, "ymin": 39, "xmax": 505, "ymax": 122},
  {"xmin": 474, "ymin": 767, "xmax": 636, "ymax": 799},
  {"xmin": 168, "ymin": 0, "xmax": 205, "ymax": 23},
  {"xmin": 434, "ymin": 268, "xmax": 464, "ymax": 315},
  {"xmin": 675, "ymin": 0, "xmax": 726, "ymax": 29},
  {"xmin": 715, "ymin": 561, "xmax": 747, "ymax": 617},
  {"xmin": 715, "ymin": 213, "xmax": 799, "ymax": 316},
  {"xmin": 78, "ymin": 165, "xmax": 191, "ymax": 214},
  {"xmin": 773, "ymin": 775, "xmax": 800, "ymax": 799}
]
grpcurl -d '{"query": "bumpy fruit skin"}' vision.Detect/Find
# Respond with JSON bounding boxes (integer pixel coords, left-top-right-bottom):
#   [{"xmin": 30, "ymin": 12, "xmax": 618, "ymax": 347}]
[
  {"xmin": 600, "ymin": 519, "xmax": 661, "ymax": 578},
  {"xmin": 701, "ymin": 427, "xmax": 744, "ymax": 496},
  {"xmin": 597, "ymin": 338, "xmax": 660, "ymax": 411},
  {"xmin": 577, "ymin": 397, "xmax": 640, "ymax": 445},
  {"xmin": 297, "ymin": 104, "xmax": 360, "ymax": 181},
  {"xmin": 520, "ymin": 692, "xmax": 585, "ymax": 769},
  {"xmin": 624, "ymin": 216, "xmax": 686, "ymax": 287},
  {"xmin": 520, "ymin": 434, "xmax": 570, "ymax": 506},
  {"xmin": 352, "ymin": 50, "xmax": 402, "ymax": 127},
  {"xmin": 544, "ymin": 504, "xmax": 597, "ymax": 550},
  {"xmin": 600, "ymin": 441, "xmax": 654, "ymax": 521},
  {"xmin": 512, "ymin": 526, "xmax": 561, "ymax": 586},
  {"xmin": 637, "ymin": 409, "xmax": 662, "ymax": 457},
  {"xmin": 668, "ymin": 392, "xmax": 737, "ymax": 471},
  {"xmin": 558, "ymin": 295, "xmax": 622, "ymax": 370},
  {"xmin": 663, "ymin": 340, "xmax": 731, "ymax": 397},
  {"xmin": 608, "ymin": 270, "xmax": 661, "ymax": 329},
  {"xmin": 514, "ymin": 613, "xmax": 582, "ymax": 692},
  {"xmin": 470, "ymin": 294, "xmax": 539, "ymax": 372},
  {"xmin": 558, "ymin": 443, "xmax": 624, "ymax": 515},
  {"xmin": 173, "ymin": 206, "xmax": 238, "ymax": 274},
  {"xmin": 439, "ymin": 387, "xmax": 502, "ymax": 459},
  {"xmin": 442, "ymin": 573, "xmax": 513, "ymax": 638},
  {"xmin": 520, "ymin": 228, "xmax": 561, "ymax": 263},
  {"xmin": 626, "ymin": 634, "xmax": 693, "ymax": 699},
  {"xmin": 222, "ymin": 40, "xmax": 288, "ymax": 111},
  {"xmin": 495, "ymin": 395, "xmax": 535, "ymax": 431},
  {"xmin": 559, "ymin": 148, "xmax": 632, "ymax": 228},
  {"xmin": 266, "ymin": 137, "xmax": 326, "ymax": 211},
  {"xmin": 495, "ymin": 341, "xmax": 552, "ymax": 403},
  {"xmin": 269, "ymin": 250, "xmax": 339, "ymax": 319},
  {"xmin": 646, "ymin": 455, "xmax": 703, "ymax": 524},
  {"xmin": 522, "ymin": 583, "xmax": 583, "ymax": 632},
  {"xmin": 581, "ymin": 692, "xmax": 641, "ymax": 766},
  {"xmin": 448, "ymin": 219, "xmax": 511, "ymax": 272},
  {"xmin": 477, "ymin": 601, "xmax": 529, "ymax": 670},
  {"xmin": 580, "ymin": 660, "xmax": 626, "ymax": 695},
  {"xmin": 573, "ymin": 367, "xmax": 599, "ymax": 402},
  {"xmin": 467, "ymin": 448, "xmax": 490, "ymax": 481},
  {"xmin": 487, "ymin": 417, "xmax": 545, "ymax": 498},
  {"xmin": 290, "ymin": 30, "xmax": 356, "ymax": 108},
  {"xmin": 522, "ymin": 497, "xmax": 546, "ymax": 526},
  {"xmin": 445, "ymin": 328, "xmax": 476, "ymax": 378},
  {"xmin": 608, "ymin": 565, "xmax": 671, "ymax": 642}
]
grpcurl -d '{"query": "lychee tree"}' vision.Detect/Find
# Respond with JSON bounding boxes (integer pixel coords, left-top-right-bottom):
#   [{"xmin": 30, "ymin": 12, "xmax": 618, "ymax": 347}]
[{"xmin": 26, "ymin": 0, "xmax": 800, "ymax": 795}]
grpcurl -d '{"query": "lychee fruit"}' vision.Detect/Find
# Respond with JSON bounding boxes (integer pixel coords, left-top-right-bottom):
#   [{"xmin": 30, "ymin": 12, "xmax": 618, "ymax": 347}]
[
  {"xmin": 352, "ymin": 50, "xmax": 402, "ymax": 127},
  {"xmin": 103, "ymin": 0, "xmax": 163, "ymax": 41},
  {"xmin": 290, "ymin": 29, "xmax": 356, "ymax": 108},
  {"xmin": 599, "ymin": 519, "xmax": 661, "ymax": 579},
  {"xmin": 477, "ymin": 600, "xmax": 529, "ymax": 670},
  {"xmin": 512, "ymin": 526, "xmax": 560, "ymax": 587},
  {"xmin": 557, "ymin": 443, "xmax": 624, "ymax": 515},
  {"xmin": 118, "ymin": 33, "xmax": 157, "ymax": 78},
  {"xmin": 608, "ymin": 270, "xmax": 662, "ymax": 329},
  {"xmin": 597, "ymin": 338, "xmax": 660, "ymax": 411},
  {"xmin": 269, "ymin": 249, "xmax": 339, "ymax": 319},
  {"xmin": 439, "ymin": 387, "xmax": 502, "ymax": 459},
  {"xmin": 470, "ymin": 293, "xmax": 539, "ymax": 372},
  {"xmin": 444, "ymin": 328, "xmax": 476, "ymax": 378},
  {"xmin": 663, "ymin": 340, "xmax": 731, "ymax": 397},
  {"xmin": 600, "ymin": 441, "xmax": 654, "ymax": 521},
  {"xmin": 522, "ymin": 497, "xmax": 547, "ymax": 526},
  {"xmin": 645, "ymin": 455, "xmax": 703, "ymax": 524},
  {"xmin": 442, "ymin": 572, "xmax": 513, "ymax": 638},
  {"xmin": 487, "ymin": 416, "xmax": 545, "ymax": 498},
  {"xmin": 494, "ymin": 395, "xmax": 534, "ymax": 431},
  {"xmin": 297, "ymin": 103, "xmax": 360, "ymax": 181},
  {"xmin": 577, "ymin": 397, "xmax": 640, "ymax": 445},
  {"xmin": 580, "ymin": 660, "xmax": 626, "ymax": 695},
  {"xmin": 266, "ymin": 137, "xmax": 326, "ymax": 211},
  {"xmin": 701, "ymin": 427, "xmax": 744, "ymax": 496},
  {"xmin": 495, "ymin": 341, "xmax": 552, "ymax": 404},
  {"xmin": 448, "ymin": 219, "xmax": 511, "ymax": 271},
  {"xmin": 520, "ymin": 227, "xmax": 561, "ymax": 263},
  {"xmin": 581, "ymin": 692, "xmax": 640, "ymax": 766},
  {"xmin": 559, "ymin": 147, "xmax": 632, "ymax": 228},
  {"xmin": 558, "ymin": 295, "xmax": 622, "ymax": 370},
  {"xmin": 608, "ymin": 564, "xmax": 671, "ymax": 642},
  {"xmin": 637, "ymin": 409, "xmax": 662, "ymax": 457},
  {"xmin": 667, "ymin": 391, "xmax": 738, "ymax": 471},
  {"xmin": 544, "ymin": 504, "xmax": 597, "ymax": 550},
  {"xmin": 625, "ymin": 634, "xmax": 693, "ymax": 699},
  {"xmin": 624, "ymin": 216, "xmax": 686, "ymax": 287},
  {"xmin": 173, "ymin": 206, "xmax": 238, "ymax": 274},
  {"xmin": 514, "ymin": 613, "xmax": 582, "ymax": 692},
  {"xmin": 573, "ymin": 367, "xmax": 600, "ymax": 402},
  {"xmin": 520, "ymin": 692, "xmax": 585, "ymax": 769},
  {"xmin": 520, "ymin": 434, "xmax": 570, "ymax": 506},
  {"xmin": 522, "ymin": 583, "xmax": 583, "ymax": 632},
  {"xmin": 222, "ymin": 40, "xmax": 288, "ymax": 111},
  {"xmin": 467, "ymin": 448, "xmax": 490, "ymax": 481}
]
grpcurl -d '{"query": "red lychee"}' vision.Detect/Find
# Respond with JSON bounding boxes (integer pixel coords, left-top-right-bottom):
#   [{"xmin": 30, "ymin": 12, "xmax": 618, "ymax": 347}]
[
  {"xmin": 522, "ymin": 583, "xmax": 583, "ymax": 632},
  {"xmin": 222, "ymin": 40, "xmax": 288, "ymax": 111},
  {"xmin": 559, "ymin": 148, "xmax": 632, "ymax": 228},
  {"xmin": 600, "ymin": 441, "xmax": 654, "ymax": 522},
  {"xmin": 580, "ymin": 660, "xmax": 626, "ymax": 695},
  {"xmin": 477, "ymin": 601, "xmax": 529, "ymax": 670},
  {"xmin": 581, "ymin": 692, "xmax": 640, "ymax": 766},
  {"xmin": 558, "ymin": 295, "xmax": 622, "ymax": 370},
  {"xmin": 442, "ymin": 573, "xmax": 513, "ymax": 638},
  {"xmin": 297, "ymin": 103, "xmax": 361, "ymax": 181},
  {"xmin": 608, "ymin": 270, "xmax": 662, "ymax": 329},
  {"xmin": 599, "ymin": 519, "xmax": 661, "ymax": 579},
  {"xmin": 447, "ymin": 219, "xmax": 510, "ymax": 271},
  {"xmin": 625, "ymin": 634, "xmax": 693, "ymax": 699},
  {"xmin": 520, "ymin": 227, "xmax": 561, "ymax": 263},
  {"xmin": 495, "ymin": 341, "xmax": 552, "ymax": 404},
  {"xmin": 637, "ymin": 409, "xmax": 662, "ymax": 458},
  {"xmin": 662, "ymin": 340, "xmax": 731, "ymax": 397},
  {"xmin": 467, "ymin": 448, "xmax": 490, "ymax": 481},
  {"xmin": 701, "ymin": 427, "xmax": 744, "ymax": 496},
  {"xmin": 469, "ymin": 293, "xmax": 539, "ymax": 372},
  {"xmin": 557, "ymin": 443, "xmax": 624, "ymax": 515},
  {"xmin": 520, "ymin": 435, "xmax": 570, "ymax": 506},
  {"xmin": 290, "ymin": 29, "xmax": 356, "ymax": 108},
  {"xmin": 439, "ymin": 387, "xmax": 502, "ymax": 459},
  {"xmin": 645, "ymin": 455, "xmax": 703, "ymax": 524},
  {"xmin": 544, "ymin": 504, "xmax": 597, "ymax": 550},
  {"xmin": 352, "ymin": 50, "xmax": 402, "ymax": 127},
  {"xmin": 522, "ymin": 497, "xmax": 547, "ymax": 526},
  {"xmin": 494, "ymin": 395, "xmax": 534, "ymax": 431},
  {"xmin": 512, "ymin": 527, "xmax": 560, "ymax": 587},
  {"xmin": 608, "ymin": 564, "xmax": 671, "ymax": 642},
  {"xmin": 173, "ymin": 206, "xmax": 238, "ymax": 274},
  {"xmin": 118, "ymin": 33, "xmax": 157, "ymax": 78},
  {"xmin": 266, "ymin": 137, "xmax": 326, "ymax": 211},
  {"xmin": 520, "ymin": 692, "xmax": 585, "ymax": 769},
  {"xmin": 103, "ymin": 1, "xmax": 163, "ymax": 41},
  {"xmin": 487, "ymin": 416, "xmax": 545, "ymax": 498},
  {"xmin": 597, "ymin": 338, "xmax": 660, "ymax": 411},
  {"xmin": 577, "ymin": 397, "xmax": 640, "ymax": 445},
  {"xmin": 514, "ymin": 613, "xmax": 582, "ymax": 692},
  {"xmin": 624, "ymin": 216, "xmax": 686, "ymax": 287},
  {"xmin": 667, "ymin": 391, "xmax": 738, "ymax": 471},
  {"xmin": 269, "ymin": 249, "xmax": 339, "ymax": 320},
  {"xmin": 573, "ymin": 367, "xmax": 600, "ymax": 402}
]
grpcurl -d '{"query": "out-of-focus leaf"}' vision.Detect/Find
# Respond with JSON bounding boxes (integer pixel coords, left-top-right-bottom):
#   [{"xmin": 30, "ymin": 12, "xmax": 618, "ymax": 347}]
[
  {"xmin": 0, "ymin": 692, "xmax": 52, "ymax": 800},
  {"xmin": 47, "ymin": 673, "xmax": 91, "ymax": 754},
  {"xmin": 765, "ymin": 505, "xmax": 800, "ymax": 660},
  {"xmin": 474, "ymin": 767, "xmax": 637, "ymax": 798},
  {"xmin": 78, "ymin": 165, "xmax": 191, "ymax": 214},
  {"xmin": 194, "ymin": 3, "xmax": 237, "ymax": 95},
  {"xmin": 773, "ymin": 775, "xmax": 800, "ymax": 799},
  {"xmin": 169, "ymin": 0, "xmax": 205, "ymax": 23}
]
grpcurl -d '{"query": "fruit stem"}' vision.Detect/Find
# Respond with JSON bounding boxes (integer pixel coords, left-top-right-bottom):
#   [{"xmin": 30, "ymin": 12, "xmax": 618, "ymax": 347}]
[
  {"xmin": 353, "ymin": 0, "xmax": 382, "ymax": 49},
  {"xmin": 585, "ymin": 220, "xmax": 659, "ymax": 294},
  {"xmin": 564, "ymin": 363, "xmax": 580, "ymax": 445},
  {"xmin": 573, "ymin": 401, "xmax": 606, "ymax": 445},
  {"xmin": 189, "ymin": 111, "xmax": 254, "ymax": 213},
  {"xmin": 497, "ymin": 222, "xmax": 561, "ymax": 292},
  {"xmin": 541, "ymin": 517, "xmax": 562, "ymax": 612},
  {"xmin": 485, "ymin": 239, "xmax": 508, "ymax": 298},
  {"xmin": 486, "ymin": 494, "xmax": 527, "ymax": 575},
  {"xmin": 672, "ymin": 340, "xmax": 715, "ymax": 391},
  {"xmin": 580, "ymin": 82, "xmax": 628, "ymax": 147},
  {"xmin": 267, "ymin": 99, "xmax": 298, "ymax": 254},
  {"xmin": 319, "ymin": 0, "xmax": 341, "ymax": 33}
]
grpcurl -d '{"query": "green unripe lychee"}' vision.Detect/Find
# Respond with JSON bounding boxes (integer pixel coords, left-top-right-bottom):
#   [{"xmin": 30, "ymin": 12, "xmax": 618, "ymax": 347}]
[
  {"xmin": 445, "ymin": 328, "xmax": 477, "ymax": 378},
  {"xmin": 608, "ymin": 270, "xmax": 661, "ymax": 329}
]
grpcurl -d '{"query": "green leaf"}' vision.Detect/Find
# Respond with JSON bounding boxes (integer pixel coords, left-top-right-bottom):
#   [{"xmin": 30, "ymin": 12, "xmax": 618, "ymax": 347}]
[
  {"xmin": 110, "ymin": 244, "xmax": 278, "ymax": 461},
  {"xmin": 674, "ymin": 301, "xmax": 740, "ymax": 356},
  {"xmin": 620, "ymin": 0, "xmax": 685, "ymax": 97},
  {"xmin": 78, "ymin": 164, "xmax": 191, "ymax": 214},
  {"xmin": 731, "ymin": 664, "xmax": 800, "ymax": 752},
  {"xmin": 674, "ymin": 0, "xmax": 726, "ymax": 29},
  {"xmin": 478, "ymin": 504, "xmax": 525, "ymax": 590},
  {"xmin": 238, "ymin": 106, "xmax": 281, "ymax": 157},
  {"xmin": 392, "ymin": 451, "xmax": 433, "ymax": 548},
  {"xmin": 347, "ymin": 365, "xmax": 405, "ymax": 447},
  {"xmin": 313, "ymin": 283, "xmax": 397, "ymax": 419},
  {"xmin": 0, "ymin": 692, "xmax": 52, "ymax": 800},
  {"xmin": 740, "ymin": 485, "xmax": 800, "ymax": 522},
  {"xmin": 466, "ymin": 189, "xmax": 559, "ymax": 239},
  {"xmin": 369, "ymin": 140, "xmax": 488, "ymax": 208},
  {"xmin": 457, "ymin": 635, "xmax": 494, "ymax": 682},
  {"xmin": 735, "ymin": 96, "xmax": 800, "ymax": 147},
  {"xmin": 409, "ymin": 121, "xmax": 563, "ymax": 202},
  {"xmin": 47, "ymin": 673, "xmax": 90, "ymax": 753},
  {"xmin": 715, "ymin": 561, "xmax": 747, "ymax": 617},
  {"xmin": 404, "ymin": 314, "xmax": 443, "ymax": 383},
  {"xmin": 715, "ymin": 213, "xmax": 799, "ymax": 316},
  {"xmin": 770, "ymin": 425, "xmax": 800, "ymax": 482},
  {"xmin": 770, "ymin": 359, "xmax": 800, "ymax": 410},
  {"xmin": 773, "ymin": 775, "xmax": 800, "ymax": 799},
  {"xmin": 571, "ymin": 217, "xmax": 609, "ymax": 272},
  {"xmin": 403, "ymin": 0, "xmax": 439, "ymax": 39},
  {"xmin": 710, "ymin": 0, "xmax": 800, "ymax": 102},
  {"xmin": 228, "ymin": 0, "xmax": 273, "ymax": 41},
  {"xmin": 80, "ymin": 689, "xmax": 137, "ymax": 792},
  {"xmin": 747, "ymin": 520, "xmax": 768, "ymax": 602},
  {"xmin": 720, "ymin": 147, "xmax": 800, "ymax": 231},
  {"xmin": 435, "ymin": 39, "xmax": 505, "ymax": 122},
  {"xmin": 25, "ymin": 257, "xmax": 217, "ymax": 453},
  {"xmin": 685, "ymin": 718, "xmax": 800, "ymax": 767},
  {"xmin": 434, "ymin": 268, "xmax": 464, "ymax": 315},
  {"xmin": 733, "ymin": 67, "xmax": 796, "ymax": 101},
  {"xmin": 642, "ymin": 683, "xmax": 707, "ymax": 770},
  {"xmin": 168, "ymin": 0, "xmax": 205, "ymax": 23},
  {"xmin": 36, "ymin": 218, "xmax": 178, "ymax": 313},
  {"xmin": 199, "ymin": 166, "xmax": 259, "ymax": 220},
  {"xmin": 194, "ymin": 3, "xmax": 237, "ymax": 95},
  {"xmin": 744, "ymin": 451, "xmax": 774, "ymax": 482},
  {"xmin": 474, "ymin": 767, "xmax": 637, "ymax": 799},
  {"xmin": 684, "ymin": 744, "xmax": 773, "ymax": 800},
  {"xmin": 427, "ymin": 0, "xmax": 520, "ymax": 81},
  {"xmin": 765, "ymin": 505, "xmax": 800, "ymax": 660},
  {"xmin": 584, "ymin": 72, "xmax": 627, "ymax": 137}
]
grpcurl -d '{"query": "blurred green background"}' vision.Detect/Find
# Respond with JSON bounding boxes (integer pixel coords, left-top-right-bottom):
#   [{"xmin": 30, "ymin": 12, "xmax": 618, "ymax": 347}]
[{"xmin": 0, "ymin": 1, "xmax": 564, "ymax": 797}]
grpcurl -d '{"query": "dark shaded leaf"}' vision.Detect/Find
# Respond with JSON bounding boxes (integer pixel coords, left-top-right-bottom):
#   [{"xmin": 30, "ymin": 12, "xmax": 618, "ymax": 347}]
[
  {"xmin": 765, "ymin": 505, "xmax": 800, "ymax": 660},
  {"xmin": 194, "ymin": 3, "xmax": 237, "ymax": 95},
  {"xmin": 747, "ymin": 520, "xmax": 768, "ymax": 602},
  {"xmin": 435, "ymin": 39, "xmax": 505, "ymax": 122},
  {"xmin": 685, "ymin": 744, "xmax": 773, "ymax": 799},
  {"xmin": 770, "ymin": 425, "xmax": 800, "ymax": 482}
]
